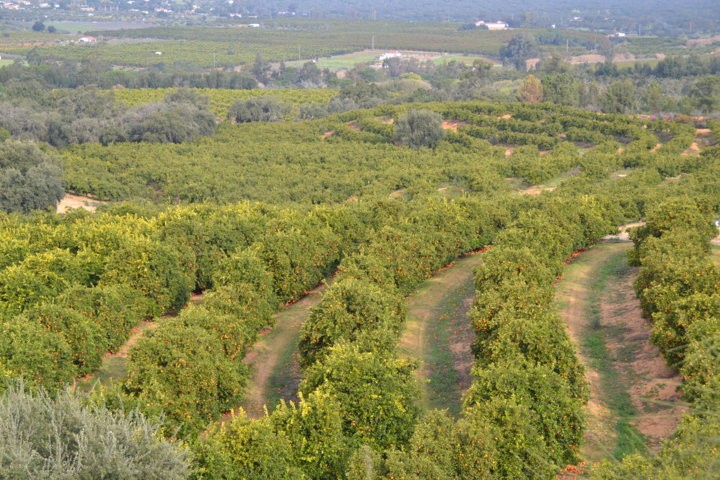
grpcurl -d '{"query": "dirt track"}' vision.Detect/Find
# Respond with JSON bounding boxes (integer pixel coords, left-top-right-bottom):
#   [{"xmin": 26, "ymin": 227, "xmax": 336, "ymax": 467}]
[
  {"xmin": 238, "ymin": 282, "xmax": 327, "ymax": 418},
  {"xmin": 399, "ymin": 252, "xmax": 483, "ymax": 414},
  {"xmin": 556, "ymin": 240, "xmax": 686, "ymax": 462}
]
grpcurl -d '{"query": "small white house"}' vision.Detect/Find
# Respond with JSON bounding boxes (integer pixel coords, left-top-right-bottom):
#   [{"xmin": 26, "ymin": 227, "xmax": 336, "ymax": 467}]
[
  {"xmin": 377, "ymin": 51, "xmax": 402, "ymax": 61},
  {"xmin": 475, "ymin": 21, "xmax": 509, "ymax": 30},
  {"xmin": 77, "ymin": 36, "xmax": 96, "ymax": 43}
]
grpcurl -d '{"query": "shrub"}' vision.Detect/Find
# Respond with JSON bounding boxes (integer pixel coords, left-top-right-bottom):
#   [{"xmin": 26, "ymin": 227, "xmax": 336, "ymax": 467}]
[
  {"xmin": 300, "ymin": 344, "xmax": 419, "ymax": 449},
  {"xmin": 394, "ymin": 109, "xmax": 445, "ymax": 149},
  {"xmin": 226, "ymin": 97, "xmax": 290, "ymax": 123},
  {"xmin": 298, "ymin": 277, "xmax": 406, "ymax": 367},
  {"xmin": 123, "ymin": 320, "xmax": 245, "ymax": 437},
  {"xmin": 0, "ymin": 383, "xmax": 189, "ymax": 479},
  {"xmin": 194, "ymin": 411, "xmax": 301, "ymax": 479},
  {"xmin": 0, "ymin": 141, "xmax": 63, "ymax": 214}
]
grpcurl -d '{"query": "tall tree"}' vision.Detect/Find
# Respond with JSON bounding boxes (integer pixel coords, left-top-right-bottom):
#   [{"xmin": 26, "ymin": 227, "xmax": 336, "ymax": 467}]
[{"xmin": 519, "ymin": 74, "xmax": 544, "ymax": 103}]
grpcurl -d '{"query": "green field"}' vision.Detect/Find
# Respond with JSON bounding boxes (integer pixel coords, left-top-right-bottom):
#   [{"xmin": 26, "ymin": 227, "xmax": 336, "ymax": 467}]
[
  {"xmin": 111, "ymin": 87, "xmax": 337, "ymax": 117},
  {"xmin": 286, "ymin": 49, "xmax": 497, "ymax": 71},
  {"xmin": 47, "ymin": 21, "xmax": 157, "ymax": 34},
  {"xmin": 0, "ymin": 21, "xmax": 527, "ymax": 67}
]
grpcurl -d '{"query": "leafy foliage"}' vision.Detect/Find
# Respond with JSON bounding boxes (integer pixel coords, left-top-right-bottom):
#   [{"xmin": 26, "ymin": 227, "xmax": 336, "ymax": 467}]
[
  {"xmin": 0, "ymin": 383, "xmax": 189, "ymax": 479},
  {"xmin": 0, "ymin": 141, "xmax": 63, "ymax": 214},
  {"xmin": 227, "ymin": 97, "xmax": 292, "ymax": 123},
  {"xmin": 394, "ymin": 109, "xmax": 445, "ymax": 149}
]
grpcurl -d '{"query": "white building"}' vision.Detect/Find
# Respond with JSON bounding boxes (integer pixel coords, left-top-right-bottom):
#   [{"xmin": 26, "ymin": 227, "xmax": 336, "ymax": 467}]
[
  {"xmin": 475, "ymin": 21, "xmax": 509, "ymax": 30},
  {"xmin": 377, "ymin": 51, "xmax": 402, "ymax": 61}
]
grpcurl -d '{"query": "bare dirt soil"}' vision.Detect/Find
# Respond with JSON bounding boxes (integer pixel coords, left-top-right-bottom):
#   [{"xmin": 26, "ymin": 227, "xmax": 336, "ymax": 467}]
[
  {"xmin": 239, "ymin": 282, "xmax": 327, "ymax": 419},
  {"xmin": 442, "ymin": 120, "xmax": 466, "ymax": 131},
  {"xmin": 399, "ymin": 252, "xmax": 484, "ymax": 414},
  {"xmin": 602, "ymin": 222, "xmax": 645, "ymax": 242},
  {"xmin": 569, "ymin": 54, "xmax": 606, "ymax": 65},
  {"xmin": 520, "ymin": 184, "xmax": 556, "ymax": 196},
  {"xmin": 601, "ymin": 263, "xmax": 687, "ymax": 449},
  {"xmin": 687, "ymin": 35, "xmax": 720, "ymax": 47},
  {"xmin": 56, "ymin": 193, "xmax": 106, "ymax": 214},
  {"xmin": 557, "ymin": 240, "xmax": 686, "ymax": 462}
]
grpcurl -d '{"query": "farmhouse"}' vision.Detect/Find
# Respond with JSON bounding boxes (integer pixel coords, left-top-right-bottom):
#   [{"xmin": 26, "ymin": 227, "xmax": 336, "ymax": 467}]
[
  {"xmin": 376, "ymin": 51, "xmax": 402, "ymax": 61},
  {"xmin": 475, "ymin": 21, "xmax": 509, "ymax": 31},
  {"xmin": 77, "ymin": 36, "xmax": 96, "ymax": 44}
]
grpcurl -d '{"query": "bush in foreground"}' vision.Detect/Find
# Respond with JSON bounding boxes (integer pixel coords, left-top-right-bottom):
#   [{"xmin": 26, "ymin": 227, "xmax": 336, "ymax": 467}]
[{"xmin": 0, "ymin": 383, "xmax": 190, "ymax": 479}]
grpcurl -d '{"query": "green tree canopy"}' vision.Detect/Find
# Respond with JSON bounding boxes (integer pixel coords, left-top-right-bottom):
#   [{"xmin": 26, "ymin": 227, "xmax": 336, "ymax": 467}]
[
  {"xmin": 0, "ymin": 141, "xmax": 63, "ymax": 214},
  {"xmin": 394, "ymin": 109, "xmax": 445, "ymax": 149}
]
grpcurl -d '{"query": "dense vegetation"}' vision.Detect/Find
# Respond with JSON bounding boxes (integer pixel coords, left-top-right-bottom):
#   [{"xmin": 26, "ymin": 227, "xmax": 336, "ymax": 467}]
[
  {"xmin": 59, "ymin": 101, "xmax": 653, "ymax": 204},
  {"xmin": 0, "ymin": 87, "xmax": 216, "ymax": 147},
  {"xmin": 1, "ymin": 15, "xmax": 719, "ymax": 475},
  {"xmin": 592, "ymin": 194, "xmax": 720, "ymax": 478},
  {"xmin": 0, "ymin": 383, "xmax": 190, "ymax": 478},
  {"xmin": 0, "ymin": 140, "xmax": 63, "ymax": 213}
]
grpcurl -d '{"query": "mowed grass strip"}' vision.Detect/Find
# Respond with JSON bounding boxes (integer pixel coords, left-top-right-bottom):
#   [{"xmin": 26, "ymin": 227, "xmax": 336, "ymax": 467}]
[
  {"xmin": 556, "ymin": 242, "xmax": 647, "ymax": 462},
  {"xmin": 400, "ymin": 253, "xmax": 482, "ymax": 416},
  {"xmin": 582, "ymin": 247, "xmax": 648, "ymax": 460},
  {"xmin": 240, "ymin": 283, "xmax": 327, "ymax": 418}
]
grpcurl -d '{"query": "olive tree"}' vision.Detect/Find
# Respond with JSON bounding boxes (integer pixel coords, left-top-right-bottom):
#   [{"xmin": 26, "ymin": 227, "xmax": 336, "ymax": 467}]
[
  {"xmin": 394, "ymin": 109, "xmax": 445, "ymax": 149},
  {"xmin": 0, "ymin": 383, "xmax": 190, "ymax": 479},
  {"xmin": 0, "ymin": 140, "xmax": 63, "ymax": 214},
  {"xmin": 226, "ymin": 97, "xmax": 290, "ymax": 123}
]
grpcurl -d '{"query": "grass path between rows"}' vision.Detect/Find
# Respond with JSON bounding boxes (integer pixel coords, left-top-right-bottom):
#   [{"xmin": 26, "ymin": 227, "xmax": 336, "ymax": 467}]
[
  {"xmin": 74, "ymin": 320, "xmax": 159, "ymax": 393},
  {"xmin": 556, "ymin": 241, "xmax": 687, "ymax": 466},
  {"xmin": 239, "ymin": 282, "xmax": 327, "ymax": 419},
  {"xmin": 74, "ymin": 294, "xmax": 203, "ymax": 392},
  {"xmin": 240, "ymin": 250, "xmax": 483, "ymax": 420},
  {"xmin": 399, "ymin": 253, "xmax": 483, "ymax": 416},
  {"xmin": 711, "ymin": 244, "xmax": 720, "ymax": 266}
]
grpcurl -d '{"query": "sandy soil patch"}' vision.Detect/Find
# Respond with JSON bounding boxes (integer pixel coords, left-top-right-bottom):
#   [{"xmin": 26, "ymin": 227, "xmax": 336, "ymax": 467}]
[
  {"xmin": 388, "ymin": 188, "xmax": 407, "ymax": 200},
  {"xmin": 526, "ymin": 58, "xmax": 541, "ymax": 70},
  {"xmin": 570, "ymin": 54, "xmax": 606, "ymax": 65},
  {"xmin": 601, "ymin": 264, "xmax": 687, "ymax": 449},
  {"xmin": 237, "ymin": 282, "xmax": 327, "ymax": 419},
  {"xmin": 681, "ymin": 142, "xmax": 700, "ymax": 156},
  {"xmin": 520, "ymin": 185, "xmax": 556, "ymax": 196},
  {"xmin": 442, "ymin": 120, "xmax": 466, "ymax": 131},
  {"xmin": 602, "ymin": 221, "xmax": 645, "ymax": 242},
  {"xmin": 613, "ymin": 52, "xmax": 636, "ymax": 63},
  {"xmin": 57, "ymin": 193, "xmax": 106, "ymax": 214},
  {"xmin": 687, "ymin": 35, "xmax": 720, "ymax": 47}
]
